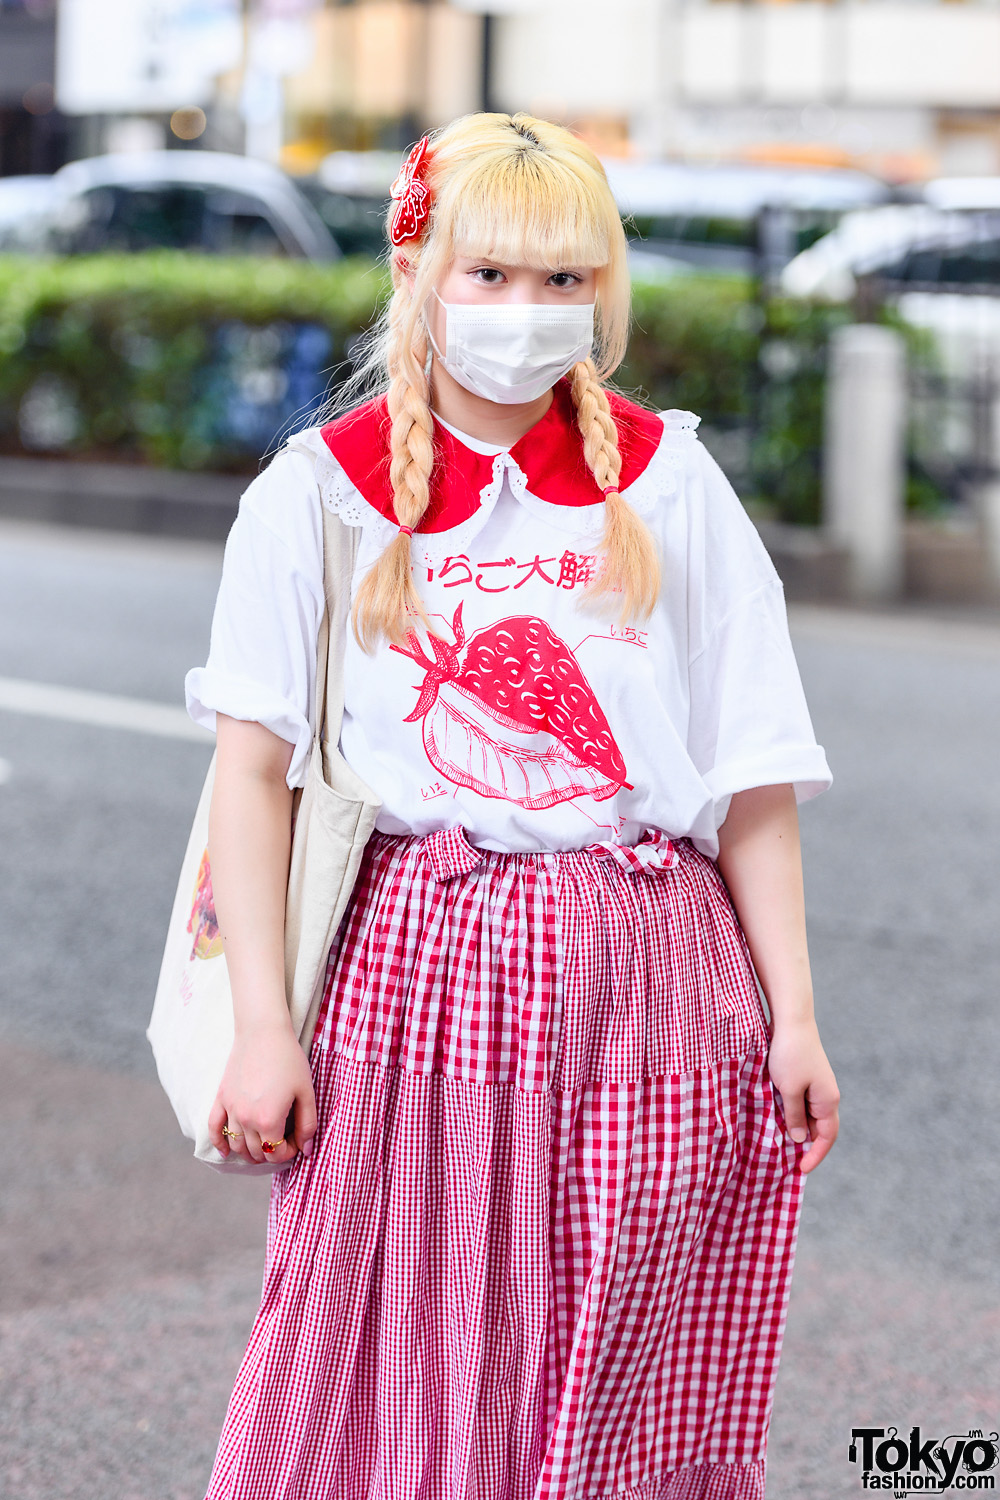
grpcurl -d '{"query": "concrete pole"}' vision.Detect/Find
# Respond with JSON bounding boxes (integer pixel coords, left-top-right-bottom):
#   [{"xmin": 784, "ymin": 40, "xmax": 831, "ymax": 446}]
[
  {"xmin": 823, "ymin": 323, "xmax": 907, "ymax": 601},
  {"xmin": 977, "ymin": 378, "xmax": 1000, "ymax": 592}
]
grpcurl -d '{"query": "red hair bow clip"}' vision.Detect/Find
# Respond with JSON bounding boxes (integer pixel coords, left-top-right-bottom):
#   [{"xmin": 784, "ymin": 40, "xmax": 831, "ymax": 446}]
[{"xmin": 389, "ymin": 136, "xmax": 432, "ymax": 247}]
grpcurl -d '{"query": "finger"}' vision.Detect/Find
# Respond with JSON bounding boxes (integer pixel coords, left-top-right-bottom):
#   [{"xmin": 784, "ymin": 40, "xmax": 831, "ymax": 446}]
[
  {"xmin": 208, "ymin": 1095, "xmax": 230, "ymax": 1155},
  {"xmin": 259, "ymin": 1132, "xmax": 296, "ymax": 1166},
  {"xmin": 241, "ymin": 1127, "xmax": 268, "ymax": 1165},
  {"xmin": 778, "ymin": 1089, "xmax": 810, "ymax": 1145},
  {"xmin": 267, "ymin": 1137, "xmax": 298, "ymax": 1166},
  {"xmin": 222, "ymin": 1119, "xmax": 253, "ymax": 1163},
  {"xmin": 248, "ymin": 1124, "xmax": 294, "ymax": 1166},
  {"xmin": 798, "ymin": 1110, "xmax": 839, "ymax": 1175},
  {"xmin": 292, "ymin": 1084, "xmax": 318, "ymax": 1159}
]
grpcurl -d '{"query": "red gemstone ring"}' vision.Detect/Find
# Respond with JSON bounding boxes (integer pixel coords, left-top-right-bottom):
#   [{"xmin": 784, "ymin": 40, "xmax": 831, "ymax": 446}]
[{"xmin": 260, "ymin": 1139, "xmax": 281, "ymax": 1154}]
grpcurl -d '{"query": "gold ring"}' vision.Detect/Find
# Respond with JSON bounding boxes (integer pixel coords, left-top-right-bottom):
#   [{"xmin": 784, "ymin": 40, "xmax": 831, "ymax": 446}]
[
  {"xmin": 222, "ymin": 1126, "xmax": 243, "ymax": 1140},
  {"xmin": 260, "ymin": 1138, "xmax": 281, "ymax": 1153}
]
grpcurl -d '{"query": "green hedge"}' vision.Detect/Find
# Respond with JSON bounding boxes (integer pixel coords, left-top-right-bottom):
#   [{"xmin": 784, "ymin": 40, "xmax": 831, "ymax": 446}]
[
  {"xmin": 0, "ymin": 252, "xmax": 938, "ymax": 523},
  {"xmin": 624, "ymin": 275, "xmax": 940, "ymax": 526},
  {"xmin": 623, "ymin": 274, "xmax": 760, "ymax": 421},
  {"xmin": 0, "ymin": 253, "xmax": 388, "ymax": 470}
]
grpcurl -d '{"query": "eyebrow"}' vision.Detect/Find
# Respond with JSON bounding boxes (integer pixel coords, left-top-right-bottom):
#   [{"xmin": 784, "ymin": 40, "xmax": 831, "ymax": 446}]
[{"xmin": 463, "ymin": 260, "xmax": 590, "ymax": 274}]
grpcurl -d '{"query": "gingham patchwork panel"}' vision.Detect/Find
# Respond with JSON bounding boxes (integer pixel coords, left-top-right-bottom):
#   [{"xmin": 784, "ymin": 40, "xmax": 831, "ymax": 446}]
[{"xmin": 205, "ymin": 831, "xmax": 804, "ymax": 1500}]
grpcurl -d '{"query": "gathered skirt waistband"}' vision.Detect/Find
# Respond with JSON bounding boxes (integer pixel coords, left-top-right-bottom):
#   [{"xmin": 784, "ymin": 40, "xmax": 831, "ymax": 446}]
[
  {"xmin": 312, "ymin": 825, "xmax": 769, "ymax": 1089},
  {"xmin": 412, "ymin": 824, "xmax": 683, "ymax": 881}
]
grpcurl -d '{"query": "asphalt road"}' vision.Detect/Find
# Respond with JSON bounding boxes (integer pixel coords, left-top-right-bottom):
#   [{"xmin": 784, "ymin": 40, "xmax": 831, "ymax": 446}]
[{"xmin": 0, "ymin": 517, "xmax": 997, "ymax": 1500}]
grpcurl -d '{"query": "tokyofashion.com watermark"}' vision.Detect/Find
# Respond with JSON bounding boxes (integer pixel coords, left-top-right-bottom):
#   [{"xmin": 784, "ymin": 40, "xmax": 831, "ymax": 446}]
[{"xmin": 849, "ymin": 1428, "xmax": 998, "ymax": 1494}]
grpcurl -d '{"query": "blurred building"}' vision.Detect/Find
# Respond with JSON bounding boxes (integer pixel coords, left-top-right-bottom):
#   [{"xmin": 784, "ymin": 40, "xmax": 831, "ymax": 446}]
[
  {"xmin": 0, "ymin": 0, "xmax": 993, "ymax": 180},
  {"xmin": 0, "ymin": 0, "xmax": 68, "ymax": 175},
  {"xmin": 276, "ymin": 1, "xmax": 481, "ymax": 167},
  {"xmin": 43, "ymin": 0, "xmax": 481, "ymax": 168},
  {"xmin": 488, "ymin": 0, "xmax": 1000, "ymax": 181}
]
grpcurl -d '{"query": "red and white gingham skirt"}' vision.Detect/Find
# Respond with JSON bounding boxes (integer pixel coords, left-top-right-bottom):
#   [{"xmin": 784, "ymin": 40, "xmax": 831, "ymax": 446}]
[{"xmin": 205, "ymin": 828, "xmax": 805, "ymax": 1500}]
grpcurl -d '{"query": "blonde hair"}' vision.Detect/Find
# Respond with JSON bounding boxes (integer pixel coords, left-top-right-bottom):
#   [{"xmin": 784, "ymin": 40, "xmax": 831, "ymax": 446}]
[{"xmin": 348, "ymin": 112, "xmax": 661, "ymax": 651}]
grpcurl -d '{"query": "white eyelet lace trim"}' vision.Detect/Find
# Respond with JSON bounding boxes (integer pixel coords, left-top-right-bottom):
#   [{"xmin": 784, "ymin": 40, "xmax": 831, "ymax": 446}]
[
  {"xmin": 505, "ymin": 408, "xmax": 702, "ymax": 537},
  {"xmin": 293, "ymin": 431, "xmax": 510, "ymax": 567},
  {"xmin": 662, "ymin": 409, "xmax": 701, "ymax": 434},
  {"xmin": 309, "ymin": 439, "xmax": 393, "ymax": 535},
  {"xmin": 401, "ymin": 454, "xmax": 508, "ymax": 567},
  {"xmin": 286, "ymin": 408, "xmax": 701, "ymax": 560},
  {"xmin": 608, "ymin": 408, "xmax": 701, "ymax": 522}
]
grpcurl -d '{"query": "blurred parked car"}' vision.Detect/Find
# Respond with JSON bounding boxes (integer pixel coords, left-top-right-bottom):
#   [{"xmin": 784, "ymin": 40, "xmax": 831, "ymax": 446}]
[
  {"xmin": 922, "ymin": 176, "xmax": 1000, "ymax": 212},
  {"xmin": 604, "ymin": 159, "xmax": 891, "ymax": 275},
  {"xmin": 0, "ymin": 174, "xmax": 62, "ymax": 251},
  {"xmin": 780, "ymin": 204, "xmax": 1000, "ymax": 376},
  {"xmin": 779, "ymin": 204, "xmax": 1000, "ymax": 300},
  {"xmin": 40, "ymin": 151, "xmax": 341, "ymax": 261},
  {"xmin": 298, "ymin": 150, "xmax": 398, "ymax": 258}
]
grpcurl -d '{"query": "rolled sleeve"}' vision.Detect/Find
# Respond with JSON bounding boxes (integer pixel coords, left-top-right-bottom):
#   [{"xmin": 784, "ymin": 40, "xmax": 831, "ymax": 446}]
[
  {"xmin": 687, "ymin": 579, "xmax": 833, "ymax": 828},
  {"xmin": 184, "ymin": 450, "xmax": 325, "ymax": 789},
  {"xmin": 185, "ymin": 667, "xmax": 313, "ymax": 784}
]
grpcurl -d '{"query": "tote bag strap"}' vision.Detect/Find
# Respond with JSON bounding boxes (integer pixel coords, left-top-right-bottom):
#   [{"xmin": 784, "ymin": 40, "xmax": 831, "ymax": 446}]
[
  {"xmin": 283, "ymin": 496, "xmax": 375, "ymax": 1049},
  {"xmin": 315, "ymin": 501, "xmax": 360, "ymax": 752}
]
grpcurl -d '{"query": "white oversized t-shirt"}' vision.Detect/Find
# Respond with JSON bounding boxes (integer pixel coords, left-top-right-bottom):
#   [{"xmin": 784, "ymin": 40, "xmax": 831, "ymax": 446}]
[{"xmin": 185, "ymin": 382, "xmax": 831, "ymax": 860}]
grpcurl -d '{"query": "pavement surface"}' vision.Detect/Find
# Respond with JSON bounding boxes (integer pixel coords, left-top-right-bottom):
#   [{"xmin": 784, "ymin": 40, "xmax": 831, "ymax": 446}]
[{"xmin": 0, "ymin": 517, "xmax": 997, "ymax": 1500}]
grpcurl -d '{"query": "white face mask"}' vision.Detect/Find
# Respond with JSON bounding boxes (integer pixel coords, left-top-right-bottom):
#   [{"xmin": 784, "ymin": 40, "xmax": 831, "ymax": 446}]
[{"xmin": 427, "ymin": 290, "xmax": 595, "ymax": 405}]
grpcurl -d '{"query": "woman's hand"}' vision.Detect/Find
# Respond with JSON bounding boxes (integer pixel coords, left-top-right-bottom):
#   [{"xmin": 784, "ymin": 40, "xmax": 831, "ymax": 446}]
[
  {"xmin": 715, "ymin": 783, "xmax": 840, "ymax": 1177},
  {"xmin": 766, "ymin": 1017, "xmax": 840, "ymax": 1175},
  {"xmin": 208, "ymin": 1018, "xmax": 317, "ymax": 1166}
]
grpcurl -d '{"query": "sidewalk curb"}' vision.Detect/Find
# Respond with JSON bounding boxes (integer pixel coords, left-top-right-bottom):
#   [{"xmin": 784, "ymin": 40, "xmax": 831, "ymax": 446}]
[
  {"xmin": 0, "ymin": 454, "xmax": 245, "ymax": 542},
  {"xmin": 755, "ymin": 519, "xmax": 849, "ymax": 601}
]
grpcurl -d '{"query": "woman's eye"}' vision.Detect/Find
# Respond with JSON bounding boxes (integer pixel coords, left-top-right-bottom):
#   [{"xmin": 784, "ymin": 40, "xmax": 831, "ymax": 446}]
[
  {"xmin": 472, "ymin": 267, "xmax": 505, "ymax": 284},
  {"xmin": 549, "ymin": 272, "xmax": 582, "ymax": 288}
]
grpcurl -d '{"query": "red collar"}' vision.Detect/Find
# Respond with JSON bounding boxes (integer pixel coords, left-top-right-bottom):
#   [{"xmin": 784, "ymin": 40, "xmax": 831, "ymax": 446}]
[{"xmin": 320, "ymin": 379, "xmax": 664, "ymax": 534}]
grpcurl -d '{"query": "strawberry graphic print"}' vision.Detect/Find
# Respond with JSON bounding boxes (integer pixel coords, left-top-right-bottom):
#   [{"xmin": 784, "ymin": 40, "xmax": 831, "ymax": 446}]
[{"xmin": 391, "ymin": 601, "xmax": 632, "ymax": 810}]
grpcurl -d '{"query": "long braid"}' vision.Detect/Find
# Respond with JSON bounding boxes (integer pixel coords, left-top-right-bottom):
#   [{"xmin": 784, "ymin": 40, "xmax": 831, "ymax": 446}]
[
  {"xmin": 351, "ymin": 268, "xmax": 435, "ymax": 650},
  {"xmin": 570, "ymin": 358, "xmax": 661, "ymax": 620}
]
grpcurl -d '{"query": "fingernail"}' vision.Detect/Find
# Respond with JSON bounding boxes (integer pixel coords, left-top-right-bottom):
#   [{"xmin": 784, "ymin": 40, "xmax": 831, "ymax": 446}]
[
  {"xmin": 790, "ymin": 1127, "xmax": 808, "ymax": 1144},
  {"xmin": 801, "ymin": 1140, "xmax": 813, "ymax": 1152},
  {"xmin": 302, "ymin": 1137, "xmax": 314, "ymax": 1157}
]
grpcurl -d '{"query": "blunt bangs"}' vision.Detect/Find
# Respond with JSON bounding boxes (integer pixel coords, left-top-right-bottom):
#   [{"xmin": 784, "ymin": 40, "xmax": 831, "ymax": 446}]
[{"xmin": 445, "ymin": 156, "xmax": 615, "ymax": 271}]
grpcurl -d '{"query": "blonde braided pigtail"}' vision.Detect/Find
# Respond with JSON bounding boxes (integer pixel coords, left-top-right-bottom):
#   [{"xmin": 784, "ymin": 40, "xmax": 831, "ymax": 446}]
[
  {"xmin": 351, "ymin": 264, "xmax": 436, "ymax": 651},
  {"xmin": 570, "ymin": 359, "xmax": 661, "ymax": 621}
]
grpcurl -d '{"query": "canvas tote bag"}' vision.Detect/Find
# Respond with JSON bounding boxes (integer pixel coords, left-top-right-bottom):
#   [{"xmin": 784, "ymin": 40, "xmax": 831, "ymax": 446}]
[{"xmin": 148, "ymin": 498, "xmax": 382, "ymax": 1173}]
